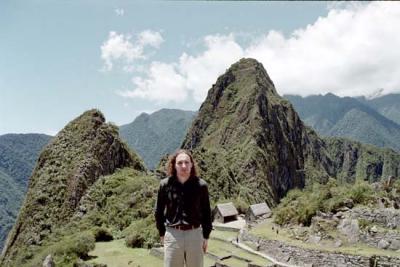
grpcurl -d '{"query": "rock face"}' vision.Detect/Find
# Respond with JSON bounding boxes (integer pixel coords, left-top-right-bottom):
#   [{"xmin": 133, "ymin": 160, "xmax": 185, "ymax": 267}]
[
  {"xmin": 337, "ymin": 219, "xmax": 360, "ymax": 244},
  {"xmin": 0, "ymin": 109, "xmax": 145, "ymax": 265},
  {"xmin": 182, "ymin": 58, "xmax": 307, "ymax": 205}
]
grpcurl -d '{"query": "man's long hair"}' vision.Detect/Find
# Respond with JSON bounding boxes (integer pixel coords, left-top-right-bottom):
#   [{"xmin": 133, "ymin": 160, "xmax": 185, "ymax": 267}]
[{"xmin": 167, "ymin": 149, "xmax": 198, "ymax": 178}]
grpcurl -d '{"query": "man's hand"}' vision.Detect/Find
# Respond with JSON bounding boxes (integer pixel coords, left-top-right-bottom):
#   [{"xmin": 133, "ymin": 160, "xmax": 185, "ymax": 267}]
[
  {"xmin": 202, "ymin": 239, "xmax": 208, "ymax": 253},
  {"xmin": 160, "ymin": 236, "xmax": 164, "ymax": 245}
]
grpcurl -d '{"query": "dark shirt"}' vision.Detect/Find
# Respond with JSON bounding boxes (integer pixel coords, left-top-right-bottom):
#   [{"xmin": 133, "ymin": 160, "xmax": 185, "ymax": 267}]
[{"xmin": 154, "ymin": 175, "xmax": 212, "ymax": 239}]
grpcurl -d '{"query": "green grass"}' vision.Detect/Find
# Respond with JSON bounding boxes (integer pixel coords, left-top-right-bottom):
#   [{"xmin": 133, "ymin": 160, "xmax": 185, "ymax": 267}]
[
  {"xmin": 217, "ymin": 257, "xmax": 249, "ymax": 267},
  {"xmin": 250, "ymin": 219, "xmax": 400, "ymax": 257},
  {"xmin": 86, "ymin": 235, "xmax": 271, "ymax": 267},
  {"xmin": 210, "ymin": 229, "xmax": 238, "ymax": 241},
  {"xmin": 87, "ymin": 239, "xmax": 162, "ymax": 267},
  {"xmin": 208, "ymin": 239, "xmax": 271, "ymax": 266}
]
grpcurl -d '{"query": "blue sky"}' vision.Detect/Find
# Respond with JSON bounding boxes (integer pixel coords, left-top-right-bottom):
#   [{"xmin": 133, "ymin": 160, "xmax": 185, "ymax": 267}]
[{"xmin": 1, "ymin": 1, "xmax": 399, "ymax": 135}]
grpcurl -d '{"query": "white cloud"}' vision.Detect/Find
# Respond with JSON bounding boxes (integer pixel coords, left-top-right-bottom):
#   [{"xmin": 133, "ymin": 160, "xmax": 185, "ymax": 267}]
[
  {"xmin": 115, "ymin": 8, "xmax": 124, "ymax": 16},
  {"xmin": 138, "ymin": 30, "xmax": 163, "ymax": 48},
  {"xmin": 118, "ymin": 2, "xmax": 400, "ymax": 103},
  {"xmin": 100, "ymin": 30, "xmax": 163, "ymax": 71},
  {"xmin": 120, "ymin": 34, "xmax": 243, "ymax": 103},
  {"xmin": 117, "ymin": 62, "xmax": 187, "ymax": 103},
  {"xmin": 178, "ymin": 34, "xmax": 244, "ymax": 102},
  {"xmin": 245, "ymin": 1, "xmax": 400, "ymax": 97}
]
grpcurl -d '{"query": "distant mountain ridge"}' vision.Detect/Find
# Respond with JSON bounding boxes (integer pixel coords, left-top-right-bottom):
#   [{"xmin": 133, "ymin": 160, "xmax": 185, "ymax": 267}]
[
  {"xmin": 357, "ymin": 93, "xmax": 400, "ymax": 125},
  {"xmin": 285, "ymin": 93, "xmax": 400, "ymax": 152},
  {"xmin": 0, "ymin": 133, "xmax": 52, "ymax": 251},
  {"xmin": 0, "ymin": 133, "xmax": 52, "ymax": 187},
  {"xmin": 119, "ymin": 109, "xmax": 196, "ymax": 169}
]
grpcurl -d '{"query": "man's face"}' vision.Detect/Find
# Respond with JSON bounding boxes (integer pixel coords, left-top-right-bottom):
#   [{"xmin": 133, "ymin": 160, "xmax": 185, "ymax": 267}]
[{"xmin": 175, "ymin": 153, "xmax": 192, "ymax": 178}]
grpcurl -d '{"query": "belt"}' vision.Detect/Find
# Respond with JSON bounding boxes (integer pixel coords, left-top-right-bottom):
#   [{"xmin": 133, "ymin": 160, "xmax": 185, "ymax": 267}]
[{"xmin": 170, "ymin": 224, "xmax": 200, "ymax": 231}]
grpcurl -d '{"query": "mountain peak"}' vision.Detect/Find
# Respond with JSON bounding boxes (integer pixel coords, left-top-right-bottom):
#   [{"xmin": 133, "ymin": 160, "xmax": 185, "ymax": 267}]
[
  {"xmin": 182, "ymin": 58, "xmax": 305, "ymax": 205},
  {"xmin": 1, "ymin": 109, "xmax": 145, "ymax": 264},
  {"xmin": 219, "ymin": 57, "xmax": 277, "ymax": 96}
]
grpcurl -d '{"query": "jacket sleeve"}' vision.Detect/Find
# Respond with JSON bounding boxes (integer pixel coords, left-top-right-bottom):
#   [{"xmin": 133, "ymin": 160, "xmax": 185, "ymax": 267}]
[
  {"xmin": 201, "ymin": 183, "xmax": 212, "ymax": 239},
  {"xmin": 154, "ymin": 183, "xmax": 166, "ymax": 237}
]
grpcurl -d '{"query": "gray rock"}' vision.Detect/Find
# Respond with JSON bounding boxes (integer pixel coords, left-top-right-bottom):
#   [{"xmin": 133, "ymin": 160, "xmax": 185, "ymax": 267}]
[
  {"xmin": 79, "ymin": 205, "xmax": 86, "ymax": 212},
  {"xmin": 334, "ymin": 239, "xmax": 343, "ymax": 247},
  {"xmin": 370, "ymin": 225, "xmax": 378, "ymax": 233},
  {"xmin": 389, "ymin": 239, "xmax": 400, "ymax": 250},
  {"xmin": 307, "ymin": 234, "xmax": 321, "ymax": 244},
  {"xmin": 378, "ymin": 239, "xmax": 390, "ymax": 249},
  {"xmin": 42, "ymin": 254, "xmax": 55, "ymax": 267},
  {"xmin": 338, "ymin": 219, "xmax": 359, "ymax": 243}
]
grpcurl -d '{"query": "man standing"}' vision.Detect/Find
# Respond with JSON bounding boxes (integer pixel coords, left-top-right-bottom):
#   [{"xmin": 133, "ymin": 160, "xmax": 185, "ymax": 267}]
[{"xmin": 155, "ymin": 149, "xmax": 212, "ymax": 267}]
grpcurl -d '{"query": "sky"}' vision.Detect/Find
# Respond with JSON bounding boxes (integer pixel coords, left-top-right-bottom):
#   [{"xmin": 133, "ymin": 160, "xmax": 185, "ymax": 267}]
[{"xmin": 1, "ymin": 1, "xmax": 400, "ymax": 135}]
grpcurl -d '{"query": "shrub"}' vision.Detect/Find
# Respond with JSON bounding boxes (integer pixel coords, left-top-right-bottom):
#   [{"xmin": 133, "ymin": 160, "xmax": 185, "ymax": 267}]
[
  {"xmin": 232, "ymin": 198, "xmax": 249, "ymax": 214},
  {"xmin": 125, "ymin": 232, "xmax": 145, "ymax": 248},
  {"xmin": 92, "ymin": 227, "xmax": 113, "ymax": 242},
  {"xmin": 123, "ymin": 216, "xmax": 158, "ymax": 248},
  {"xmin": 54, "ymin": 231, "xmax": 95, "ymax": 258},
  {"xmin": 274, "ymin": 180, "xmax": 378, "ymax": 226},
  {"xmin": 348, "ymin": 182, "xmax": 373, "ymax": 204}
]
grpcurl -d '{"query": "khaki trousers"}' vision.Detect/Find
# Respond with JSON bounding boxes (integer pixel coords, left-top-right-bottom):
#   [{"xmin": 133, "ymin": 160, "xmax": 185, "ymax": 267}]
[{"xmin": 164, "ymin": 226, "xmax": 204, "ymax": 267}]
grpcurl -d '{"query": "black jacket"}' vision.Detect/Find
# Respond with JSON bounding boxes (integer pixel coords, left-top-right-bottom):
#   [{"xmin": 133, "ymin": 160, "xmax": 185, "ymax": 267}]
[{"xmin": 154, "ymin": 175, "xmax": 212, "ymax": 239}]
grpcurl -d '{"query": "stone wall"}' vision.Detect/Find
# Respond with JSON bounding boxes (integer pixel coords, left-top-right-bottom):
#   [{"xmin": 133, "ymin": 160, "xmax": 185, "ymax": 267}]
[
  {"xmin": 348, "ymin": 207, "xmax": 400, "ymax": 229},
  {"xmin": 241, "ymin": 231, "xmax": 400, "ymax": 267}
]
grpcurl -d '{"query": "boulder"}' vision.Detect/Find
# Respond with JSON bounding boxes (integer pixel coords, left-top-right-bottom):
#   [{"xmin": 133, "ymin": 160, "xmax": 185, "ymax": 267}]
[
  {"xmin": 337, "ymin": 219, "xmax": 359, "ymax": 243},
  {"xmin": 389, "ymin": 239, "xmax": 400, "ymax": 250},
  {"xmin": 377, "ymin": 239, "xmax": 390, "ymax": 249},
  {"xmin": 42, "ymin": 255, "xmax": 55, "ymax": 267}
]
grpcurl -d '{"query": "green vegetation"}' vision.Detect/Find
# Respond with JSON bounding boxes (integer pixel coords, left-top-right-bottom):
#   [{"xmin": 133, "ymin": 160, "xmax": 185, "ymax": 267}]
[
  {"xmin": 87, "ymin": 239, "xmax": 163, "ymax": 267},
  {"xmin": 8, "ymin": 168, "xmax": 159, "ymax": 267},
  {"xmin": 0, "ymin": 110, "xmax": 149, "ymax": 266},
  {"xmin": 123, "ymin": 216, "xmax": 159, "ymax": 249},
  {"xmin": 210, "ymin": 229, "xmax": 238, "ymax": 241},
  {"xmin": 85, "ymin": 229, "xmax": 269, "ymax": 267},
  {"xmin": 181, "ymin": 59, "xmax": 305, "ymax": 206},
  {"xmin": 0, "ymin": 133, "xmax": 52, "ymax": 250},
  {"xmin": 208, "ymin": 239, "xmax": 271, "ymax": 266},
  {"xmin": 274, "ymin": 179, "xmax": 400, "ymax": 226}
]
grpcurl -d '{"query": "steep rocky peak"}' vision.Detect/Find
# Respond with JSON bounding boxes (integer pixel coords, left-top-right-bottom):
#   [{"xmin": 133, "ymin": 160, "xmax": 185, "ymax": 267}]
[
  {"xmin": 207, "ymin": 58, "xmax": 277, "ymax": 110},
  {"xmin": 184, "ymin": 58, "xmax": 286, "ymax": 150},
  {"xmin": 182, "ymin": 58, "xmax": 306, "ymax": 205},
  {"xmin": 1, "ymin": 109, "xmax": 145, "ymax": 264}
]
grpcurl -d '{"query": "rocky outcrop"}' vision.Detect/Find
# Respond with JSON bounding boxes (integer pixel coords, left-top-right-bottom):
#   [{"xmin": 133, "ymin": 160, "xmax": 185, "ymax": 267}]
[
  {"xmin": 42, "ymin": 254, "xmax": 55, "ymax": 267},
  {"xmin": 1, "ymin": 109, "xmax": 146, "ymax": 266},
  {"xmin": 182, "ymin": 58, "xmax": 307, "ymax": 206}
]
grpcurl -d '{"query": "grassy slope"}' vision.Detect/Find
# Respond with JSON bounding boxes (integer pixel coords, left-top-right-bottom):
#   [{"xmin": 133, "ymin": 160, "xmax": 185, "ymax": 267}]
[
  {"xmin": 87, "ymin": 229, "xmax": 271, "ymax": 267},
  {"xmin": 14, "ymin": 167, "xmax": 159, "ymax": 267}
]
